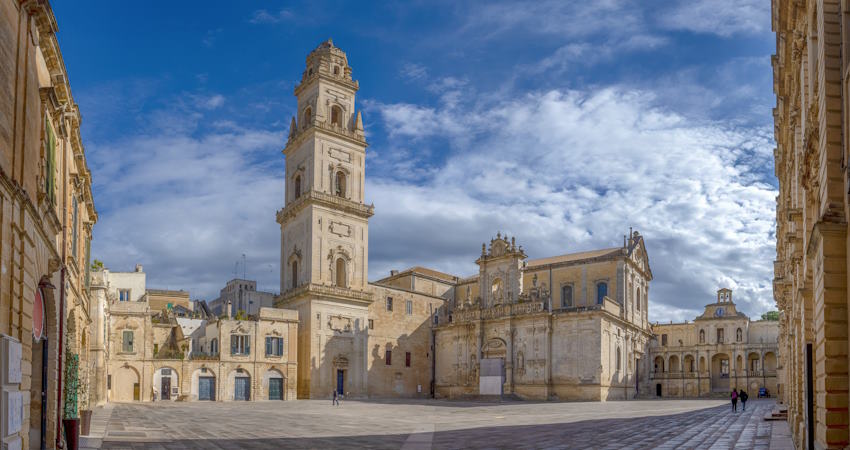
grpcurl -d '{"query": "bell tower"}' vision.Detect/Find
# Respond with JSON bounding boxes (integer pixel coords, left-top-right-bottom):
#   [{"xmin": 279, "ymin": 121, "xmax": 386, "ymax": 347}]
[
  {"xmin": 275, "ymin": 40, "xmax": 374, "ymax": 398},
  {"xmin": 277, "ymin": 39, "xmax": 372, "ymax": 294}
]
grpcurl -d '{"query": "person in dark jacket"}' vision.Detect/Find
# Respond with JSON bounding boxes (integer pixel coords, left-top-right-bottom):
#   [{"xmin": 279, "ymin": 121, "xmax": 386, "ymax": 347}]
[
  {"xmin": 731, "ymin": 389, "xmax": 738, "ymax": 412},
  {"xmin": 332, "ymin": 390, "xmax": 339, "ymax": 406},
  {"xmin": 740, "ymin": 390, "xmax": 748, "ymax": 411}
]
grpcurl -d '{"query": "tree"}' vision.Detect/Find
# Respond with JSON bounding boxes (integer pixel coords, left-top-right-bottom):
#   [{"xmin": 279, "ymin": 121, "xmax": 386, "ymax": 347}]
[
  {"xmin": 761, "ymin": 310, "xmax": 780, "ymax": 321},
  {"xmin": 90, "ymin": 259, "xmax": 104, "ymax": 271}
]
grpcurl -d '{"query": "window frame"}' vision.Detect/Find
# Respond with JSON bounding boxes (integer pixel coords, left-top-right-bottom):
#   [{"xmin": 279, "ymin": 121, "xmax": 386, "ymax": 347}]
[
  {"xmin": 265, "ymin": 336, "xmax": 284, "ymax": 357},
  {"xmin": 405, "ymin": 351, "xmax": 411, "ymax": 368},
  {"xmin": 122, "ymin": 330, "xmax": 134, "ymax": 353},
  {"xmin": 561, "ymin": 284, "xmax": 573, "ymax": 308},
  {"xmin": 405, "ymin": 300, "xmax": 413, "ymax": 315},
  {"xmin": 385, "ymin": 349, "xmax": 392, "ymax": 366},
  {"xmin": 386, "ymin": 297, "xmax": 393, "ymax": 312},
  {"xmin": 596, "ymin": 282, "xmax": 608, "ymax": 304},
  {"xmin": 118, "ymin": 289, "xmax": 131, "ymax": 302},
  {"xmin": 230, "ymin": 334, "xmax": 251, "ymax": 356}
]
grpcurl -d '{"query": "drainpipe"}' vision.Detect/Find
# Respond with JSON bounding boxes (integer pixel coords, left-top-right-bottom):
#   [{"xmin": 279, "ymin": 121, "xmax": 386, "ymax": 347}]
[{"xmin": 55, "ymin": 115, "xmax": 69, "ymax": 447}]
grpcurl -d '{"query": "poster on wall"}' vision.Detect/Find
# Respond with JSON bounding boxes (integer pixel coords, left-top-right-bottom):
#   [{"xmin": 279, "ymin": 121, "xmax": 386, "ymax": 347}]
[{"xmin": 32, "ymin": 287, "xmax": 45, "ymax": 342}]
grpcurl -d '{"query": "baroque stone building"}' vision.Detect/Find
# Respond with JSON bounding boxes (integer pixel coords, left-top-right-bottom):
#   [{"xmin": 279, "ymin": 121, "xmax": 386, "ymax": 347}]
[
  {"xmin": 648, "ymin": 289, "xmax": 779, "ymax": 398},
  {"xmin": 1, "ymin": 1, "xmax": 97, "ymax": 449},
  {"xmin": 772, "ymin": 0, "xmax": 850, "ymax": 448},
  {"xmin": 273, "ymin": 40, "xmax": 657, "ymax": 401},
  {"xmin": 94, "ymin": 266, "xmax": 298, "ymax": 403},
  {"xmin": 432, "ymin": 233, "xmax": 653, "ymax": 400}
]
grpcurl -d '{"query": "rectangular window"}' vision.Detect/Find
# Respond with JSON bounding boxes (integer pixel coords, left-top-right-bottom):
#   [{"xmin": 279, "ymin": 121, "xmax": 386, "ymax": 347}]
[
  {"xmin": 71, "ymin": 197, "xmax": 79, "ymax": 259},
  {"xmin": 85, "ymin": 238, "xmax": 91, "ymax": 290},
  {"xmin": 386, "ymin": 297, "xmax": 393, "ymax": 311},
  {"xmin": 153, "ymin": 343, "xmax": 159, "ymax": 355},
  {"xmin": 119, "ymin": 289, "xmax": 131, "ymax": 302},
  {"xmin": 122, "ymin": 330, "xmax": 134, "ymax": 353},
  {"xmin": 561, "ymin": 285, "xmax": 573, "ymax": 308},
  {"xmin": 44, "ymin": 119, "xmax": 56, "ymax": 205},
  {"xmin": 661, "ymin": 334, "xmax": 668, "ymax": 346},
  {"xmin": 385, "ymin": 350, "xmax": 392, "ymax": 365},
  {"xmin": 265, "ymin": 337, "xmax": 284, "ymax": 356},
  {"xmin": 406, "ymin": 300, "xmax": 413, "ymax": 315},
  {"xmin": 405, "ymin": 352, "xmax": 411, "ymax": 367},
  {"xmin": 107, "ymin": 374, "xmax": 112, "ymax": 389},
  {"xmin": 231, "ymin": 334, "xmax": 251, "ymax": 355},
  {"xmin": 368, "ymin": 319, "xmax": 374, "ymax": 330}
]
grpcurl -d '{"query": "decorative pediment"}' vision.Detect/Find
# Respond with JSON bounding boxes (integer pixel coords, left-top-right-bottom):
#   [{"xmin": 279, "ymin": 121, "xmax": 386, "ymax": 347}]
[{"xmin": 333, "ymin": 355, "xmax": 349, "ymax": 368}]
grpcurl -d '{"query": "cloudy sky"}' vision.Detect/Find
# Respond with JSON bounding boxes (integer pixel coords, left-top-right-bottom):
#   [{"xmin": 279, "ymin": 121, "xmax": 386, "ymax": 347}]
[{"xmin": 54, "ymin": 1, "xmax": 777, "ymax": 322}]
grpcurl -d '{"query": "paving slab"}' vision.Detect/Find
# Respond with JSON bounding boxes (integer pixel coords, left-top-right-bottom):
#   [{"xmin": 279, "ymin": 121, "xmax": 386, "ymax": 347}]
[{"xmin": 93, "ymin": 398, "xmax": 793, "ymax": 449}]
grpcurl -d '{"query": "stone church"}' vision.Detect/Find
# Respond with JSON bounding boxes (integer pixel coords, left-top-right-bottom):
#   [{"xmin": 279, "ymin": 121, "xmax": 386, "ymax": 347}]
[{"xmin": 274, "ymin": 40, "xmax": 656, "ymax": 401}]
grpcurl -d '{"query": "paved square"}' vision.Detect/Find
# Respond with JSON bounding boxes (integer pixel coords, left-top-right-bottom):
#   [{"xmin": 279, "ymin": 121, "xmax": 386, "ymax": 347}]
[{"xmin": 94, "ymin": 398, "xmax": 788, "ymax": 449}]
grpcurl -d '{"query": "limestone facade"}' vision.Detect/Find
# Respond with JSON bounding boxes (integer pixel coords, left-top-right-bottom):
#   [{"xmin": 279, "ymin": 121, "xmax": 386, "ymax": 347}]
[
  {"xmin": 432, "ymin": 233, "xmax": 653, "ymax": 401},
  {"xmin": 208, "ymin": 278, "xmax": 276, "ymax": 317},
  {"xmin": 1, "ymin": 1, "xmax": 97, "ymax": 449},
  {"xmin": 772, "ymin": 0, "xmax": 850, "ymax": 448},
  {"xmin": 648, "ymin": 289, "xmax": 779, "ymax": 398},
  {"xmin": 98, "ymin": 267, "xmax": 298, "ymax": 403}
]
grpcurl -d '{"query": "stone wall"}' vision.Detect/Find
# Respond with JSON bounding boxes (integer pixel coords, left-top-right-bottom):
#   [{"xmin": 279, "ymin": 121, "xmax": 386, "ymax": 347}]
[{"xmin": 772, "ymin": 0, "xmax": 850, "ymax": 447}]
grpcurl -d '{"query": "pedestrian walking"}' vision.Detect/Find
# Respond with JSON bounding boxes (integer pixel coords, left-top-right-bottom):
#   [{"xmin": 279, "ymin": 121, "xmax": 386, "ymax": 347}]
[
  {"xmin": 731, "ymin": 389, "xmax": 738, "ymax": 412},
  {"xmin": 333, "ymin": 389, "xmax": 339, "ymax": 406},
  {"xmin": 740, "ymin": 390, "xmax": 748, "ymax": 411}
]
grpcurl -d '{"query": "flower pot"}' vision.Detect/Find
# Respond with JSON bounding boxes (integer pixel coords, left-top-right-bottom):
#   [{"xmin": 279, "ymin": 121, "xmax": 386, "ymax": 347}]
[
  {"xmin": 63, "ymin": 418, "xmax": 79, "ymax": 450},
  {"xmin": 79, "ymin": 410, "xmax": 92, "ymax": 436}
]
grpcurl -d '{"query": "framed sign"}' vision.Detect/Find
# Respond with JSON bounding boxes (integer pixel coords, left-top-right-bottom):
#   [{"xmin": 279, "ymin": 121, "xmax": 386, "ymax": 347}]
[
  {"xmin": 32, "ymin": 288, "xmax": 45, "ymax": 342},
  {"xmin": 1, "ymin": 336, "xmax": 21, "ymax": 385}
]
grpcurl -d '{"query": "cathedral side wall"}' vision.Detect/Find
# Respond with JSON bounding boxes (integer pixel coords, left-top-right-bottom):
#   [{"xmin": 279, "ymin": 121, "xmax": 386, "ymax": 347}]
[{"xmin": 366, "ymin": 285, "xmax": 443, "ymax": 397}]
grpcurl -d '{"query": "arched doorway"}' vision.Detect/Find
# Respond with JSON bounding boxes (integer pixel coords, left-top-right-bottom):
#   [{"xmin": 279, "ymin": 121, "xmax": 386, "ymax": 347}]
[
  {"xmin": 711, "ymin": 353, "xmax": 731, "ymax": 392},
  {"xmin": 683, "ymin": 355, "xmax": 695, "ymax": 373},
  {"xmin": 113, "ymin": 365, "xmax": 141, "ymax": 402},
  {"xmin": 192, "ymin": 367, "xmax": 216, "ymax": 401},
  {"xmin": 480, "ymin": 338, "xmax": 507, "ymax": 395},
  {"xmin": 264, "ymin": 369, "xmax": 285, "ymax": 400},
  {"xmin": 764, "ymin": 352, "xmax": 777, "ymax": 373},
  {"xmin": 228, "ymin": 369, "xmax": 251, "ymax": 401},
  {"xmin": 153, "ymin": 367, "xmax": 179, "ymax": 401},
  {"xmin": 653, "ymin": 356, "xmax": 664, "ymax": 373},
  {"xmin": 668, "ymin": 355, "xmax": 680, "ymax": 373}
]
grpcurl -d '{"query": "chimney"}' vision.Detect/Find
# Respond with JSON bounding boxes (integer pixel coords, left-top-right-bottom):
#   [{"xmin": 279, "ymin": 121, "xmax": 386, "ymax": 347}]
[{"xmin": 135, "ymin": 264, "xmax": 143, "ymax": 273}]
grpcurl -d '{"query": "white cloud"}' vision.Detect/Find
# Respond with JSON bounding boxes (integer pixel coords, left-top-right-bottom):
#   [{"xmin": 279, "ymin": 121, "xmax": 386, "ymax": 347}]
[
  {"xmin": 659, "ymin": 0, "xmax": 768, "ymax": 37},
  {"xmin": 249, "ymin": 9, "xmax": 295, "ymax": 24},
  {"xmin": 368, "ymin": 87, "xmax": 776, "ymax": 322}
]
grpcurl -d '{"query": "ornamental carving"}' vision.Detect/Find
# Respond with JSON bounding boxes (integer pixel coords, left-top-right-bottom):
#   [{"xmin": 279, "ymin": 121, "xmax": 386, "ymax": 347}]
[{"xmin": 329, "ymin": 221, "xmax": 352, "ymax": 238}]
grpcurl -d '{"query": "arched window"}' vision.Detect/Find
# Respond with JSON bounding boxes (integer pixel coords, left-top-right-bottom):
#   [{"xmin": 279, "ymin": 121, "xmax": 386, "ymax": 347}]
[
  {"xmin": 294, "ymin": 175, "xmax": 301, "ymax": 199},
  {"xmin": 335, "ymin": 171, "xmax": 346, "ymax": 197},
  {"xmin": 736, "ymin": 328, "xmax": 742, "ymax": 342},
  {"xmin": 291, "ymin": 261, "xmax": 298, "ymax": 289},
  {"xmin": 616, "ymin": 347, "xmax": 622, "ymax": 371},
  {"xmin": 635, "ymin": 287, "xmax": 641, "ymax": 311},
  {"xmin": 335, "ymin": 258, "xmax": 347, "ymax": 287},
  {"xmin": 491, "ymin": 278, "xmax": 503, "ymax": 303},
  {"xmin": 331, "ymin": 105, "xmax": 342, "ymax": 127},
  {"xmin": 699, "ymin": 329, "xmax": 705, "ymax": 344},
  {"xmin": 596, "ymin": 282, "xmax": 607, "ymax": 304},
  {"xmin": 561, "ymin": 285, "xmax": 573, "ymax": 308},
  {"xmin": 333, "ymin": 66, "xmax": 340, "ymax": 75},
  {"xmin": 210, "ymin": 338, "xmax": 218, "ymax": 354},
  {"xmin": 303, "ymin": 107, "xmax": 312, "ymax": 128}
]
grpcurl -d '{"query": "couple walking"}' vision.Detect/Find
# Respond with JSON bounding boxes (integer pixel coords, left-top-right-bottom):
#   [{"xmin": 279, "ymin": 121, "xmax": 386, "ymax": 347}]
[{"xmin": 731, "ymin": 388, "xmax": 748, "ymax": 412}]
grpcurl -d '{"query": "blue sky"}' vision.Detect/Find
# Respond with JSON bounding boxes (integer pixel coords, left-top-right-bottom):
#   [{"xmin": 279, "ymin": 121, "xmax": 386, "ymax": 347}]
[{"xmin": 53, "ymin": 1, "xmax": 777, "ymax": 321}]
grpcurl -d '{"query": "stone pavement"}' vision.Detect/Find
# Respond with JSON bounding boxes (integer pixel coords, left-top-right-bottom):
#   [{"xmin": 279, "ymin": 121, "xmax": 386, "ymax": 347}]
[{"xmin": 93, "ymin": 398, "xmax": 793, "ymax": 449}]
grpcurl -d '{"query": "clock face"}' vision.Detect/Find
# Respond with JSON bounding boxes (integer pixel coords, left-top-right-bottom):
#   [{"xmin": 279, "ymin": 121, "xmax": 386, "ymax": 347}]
[{"xmin": 715, "ymin": 308, "xmax": 725, "ymax": 317}]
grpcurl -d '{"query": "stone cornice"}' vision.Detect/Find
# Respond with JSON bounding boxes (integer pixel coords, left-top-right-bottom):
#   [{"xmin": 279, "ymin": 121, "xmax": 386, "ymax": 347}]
[
  {"xmin": 276, "ymin": 190, "xmax": 374, "ymax": 224},
  {"xmin": 284, "ymin": 119, "xmax": 366, "ymax": 154},
  {"xmin": 278, "ymin": 283, "xmax": 374, "ymax": 307},
  {"xmin": 294, "ymin": 72, "xmax": 359, "ymax": 97}
]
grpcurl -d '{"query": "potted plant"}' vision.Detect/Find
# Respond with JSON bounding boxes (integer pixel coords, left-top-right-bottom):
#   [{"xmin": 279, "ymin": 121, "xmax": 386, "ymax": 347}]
[
  {"xmin": 78, "ymin": 366, "xmax": 92, "ymax": 436},
  {"xmin": 62, "ymin": 353, "xmax": 80, "ymax": 450}
]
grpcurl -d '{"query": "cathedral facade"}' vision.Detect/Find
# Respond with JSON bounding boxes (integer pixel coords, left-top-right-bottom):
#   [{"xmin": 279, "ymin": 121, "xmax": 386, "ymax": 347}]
[{"xmin": 274, "ymin": 40, "xmax": 778, "ymax": 402}]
